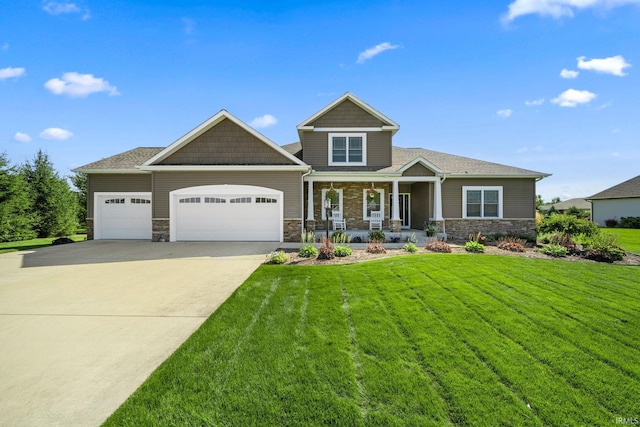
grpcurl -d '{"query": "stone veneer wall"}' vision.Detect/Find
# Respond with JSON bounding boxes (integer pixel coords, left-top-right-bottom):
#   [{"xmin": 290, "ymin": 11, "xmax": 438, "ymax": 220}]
[
  {"xmin": 444, "ymin": 219, "xmax": 536, "ymax": 241},
  {"xmin": 152, "ymin": 219, "xmax": 170, "ymax": 242},
  {"xmin": 312, "ymin": 182, "xmax": 392, "ymax": 230},
  {"xmin": 283, "ymin": 219, "xmax": 302, "ymax": 242},
  {"xmin": 86, "ymin": 219, "xmax": 94, "ymax": 240}
]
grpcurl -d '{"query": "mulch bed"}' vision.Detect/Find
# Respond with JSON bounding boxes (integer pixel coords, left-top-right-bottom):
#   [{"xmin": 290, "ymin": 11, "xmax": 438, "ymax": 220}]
[{"xmin": 283, "ymin": 243, "xmax": 640, "ymax": 266}]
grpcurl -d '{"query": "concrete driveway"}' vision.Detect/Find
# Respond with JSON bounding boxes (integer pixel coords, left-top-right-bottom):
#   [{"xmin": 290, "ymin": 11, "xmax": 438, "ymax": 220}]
[{"xmin": 0, "ymin": 240, "xmax": 277, "ymax": 427}]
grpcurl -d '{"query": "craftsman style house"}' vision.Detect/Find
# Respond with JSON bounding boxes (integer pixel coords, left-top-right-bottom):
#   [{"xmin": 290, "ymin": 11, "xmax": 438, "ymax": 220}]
[{"xmin": 76, "ymin": 93, "xmax": 549, "ymax": 242}]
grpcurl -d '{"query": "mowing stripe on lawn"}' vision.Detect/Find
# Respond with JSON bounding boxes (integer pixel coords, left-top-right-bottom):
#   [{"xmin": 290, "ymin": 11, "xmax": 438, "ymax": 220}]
[
  {"xmin": 422, "ymin": 262, "xmax": 639, "ymax": 416},
  {"xmin": 341, "ymin": 269, "xmax": 453, "ymax": 425},
  {"xmin": 350, "ymin": 263, "xmax": 542, "ymax": 426},
  {"xmin": 472, "ymin": 269, "xmax": 640, "ymax": 380},
  {"xmin": 394, "ymin": 261, "xmax": 613, "ymax": 425}
]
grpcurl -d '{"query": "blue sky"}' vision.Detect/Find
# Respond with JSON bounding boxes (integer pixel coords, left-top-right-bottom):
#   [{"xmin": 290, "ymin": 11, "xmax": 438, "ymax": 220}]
[{"xmin": 2, "ymin": 0, "xmax": 639, "ymax": 200}]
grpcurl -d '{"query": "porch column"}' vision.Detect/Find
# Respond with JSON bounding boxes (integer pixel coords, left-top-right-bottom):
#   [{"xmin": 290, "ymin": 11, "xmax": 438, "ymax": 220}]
[
  {"xmin": 306, "ymin": 179, "xmax": 315, "ymax": 220},
  {"xmin": 391, "ymin": 179, "xmax": 400, "ymax": 221},
  {"xmin": 434, "ymin": 178, "xmax": 444, "ymax": 220}
]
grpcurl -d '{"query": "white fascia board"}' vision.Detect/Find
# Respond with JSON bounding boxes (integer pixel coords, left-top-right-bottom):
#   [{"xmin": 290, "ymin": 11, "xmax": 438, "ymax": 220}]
[
  {"xmin": 305, "ymin": 173, "xmax": 439, "ymax": 182},
  {"xmin": 314, "ymin": 127, "xmax": 384, "ymax": 132},
  {"xmin": 398, "ymin": 157, "xmax": 444, "ymax": 175},
  {"xmin": 143, "ymin": 110, "xmax": 307, "ymax": 167},
  {"xmin": 296, "ymin": 92, "xmax": 400, "ymax": 134},
  {"xmin": 139, "ymin": 165, "xmax": 310, "ymax": 172},
  {"xmin": 447, "ymin": 173, "xmax": 550, "ymax": 179},
  {"xmin": 73, "ymin": 168, "xmax": 150, "ymax": 174}
]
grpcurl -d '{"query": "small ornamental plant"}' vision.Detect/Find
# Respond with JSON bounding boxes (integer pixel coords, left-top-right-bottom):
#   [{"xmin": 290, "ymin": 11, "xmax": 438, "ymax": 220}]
[
  {"xmin": 464, "ymin": 241, "xmax": 485, "ymax": 253},
  {"xmin": 334, "ymin": 246, "xmax": 353, "ymax": 257},
  {"xmin": 266, "ymin": 251, "xmax": 289, "ymax": 264},
  {"xmin": 368, "ymin": 230, "xmax": 385, "ymax": 243},
  {"xmin": 497, "ymin": 236, "xmax": 526, "ymax": 252},
  {"xmin": 298, "ymin": 244, "xmax": 318, "ymax": 258},
  {"xmin": 366, "ymin": 244, "xmax": 386, "ymax": 254},
  {"xmin": 425, "ymin": 241, "xmax": 452, "ymax": 253},
  {"xmin": 539, "ymin": 244, "xmax": 567, "ymax": 258},
  {"xmin": 403, "ymin": 242, "xmax": 418, "ymax": 253},
  {"xmin": 317, "ymin": 236, "xmax": 335, "ymax": 260}
]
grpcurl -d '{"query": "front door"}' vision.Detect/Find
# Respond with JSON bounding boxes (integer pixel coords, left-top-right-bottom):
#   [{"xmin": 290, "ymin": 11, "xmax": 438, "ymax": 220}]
[{"xmin": 390, "ymin": 193, "xmax": 411, "ymax": 229}]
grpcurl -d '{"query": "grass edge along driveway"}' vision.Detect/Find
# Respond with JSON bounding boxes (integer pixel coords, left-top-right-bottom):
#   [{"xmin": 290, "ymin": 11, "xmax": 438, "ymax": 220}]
[{"xmin": 104, "ymin": 255, "xmax": 640, "ymax": 426}]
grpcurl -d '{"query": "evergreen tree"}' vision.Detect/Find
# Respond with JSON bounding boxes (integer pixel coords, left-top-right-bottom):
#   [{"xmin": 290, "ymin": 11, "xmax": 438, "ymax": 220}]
[
  {"xmin": 70, "ymin": 172, "xmax": 87, "ymax": 227},
  {"xmin": 0, "ymin": 153, "xmax": 36, "ymax": 242},
  {"xmin": 21, "ymin": 150, "xmax": 78, "ymax": 238}
]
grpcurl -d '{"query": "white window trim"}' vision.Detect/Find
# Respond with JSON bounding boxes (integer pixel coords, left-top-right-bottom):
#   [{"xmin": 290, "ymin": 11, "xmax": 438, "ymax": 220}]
[
  {"xmin": 462, "ymin": 186, "xmax": 503, "ymax": 218},
  {"xmin": 362, "ymin": 188, "xmax": 385, "ymax": 220},
  {"xmin": 328, "ymin": 133, "xmax": 367, "ymax": 166},
  {"xmin": 321, "ymin": 188, "xmax": 343, "ymax": 220}
]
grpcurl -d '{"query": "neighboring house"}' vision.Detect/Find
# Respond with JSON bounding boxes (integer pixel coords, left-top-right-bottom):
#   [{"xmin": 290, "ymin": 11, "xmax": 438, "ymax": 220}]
[
  {"xmin": 75, "ymin": 93, "xmax": 550, "ymax": 242},
  {"xmin": 587, "ymin": 175, "xmax": 640, "ymax": 226},
  {"xmin": 538, "ymin": 198, "xmax": 591, "ymax": 214}
]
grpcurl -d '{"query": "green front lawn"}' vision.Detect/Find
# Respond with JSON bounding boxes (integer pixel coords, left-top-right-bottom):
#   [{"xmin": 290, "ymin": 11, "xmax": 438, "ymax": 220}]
[
  {"xmin": 105, "ymin": 255, "xmax": 640, "ymax": 426},
  {"xmin": 602, "ymin": 228, "xmax": 640, "ymax": 253},
  {"xmin": 0, "ymin": 235, "xmax": 86, "ymax": 254}
]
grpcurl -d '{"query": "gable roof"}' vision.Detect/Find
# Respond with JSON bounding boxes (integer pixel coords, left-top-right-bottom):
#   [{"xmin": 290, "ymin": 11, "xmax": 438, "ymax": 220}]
[
  {"xmin": 144, "ymin": 110, "xmax": 306, "ymax": 167},
  {"xmin": 539, "ymin": 198, "xmax": 591, "ymax": 211},
  {"xmin": 588, "ymin": 175, "xmax": 640, "ymax": 200},
  {"xmin": 74, "ymin": 147, "xmax": 163, "ymax": 173},
  {"xmin": 296, "ymin": 92, "xmax": 400, "ymax": 134}
]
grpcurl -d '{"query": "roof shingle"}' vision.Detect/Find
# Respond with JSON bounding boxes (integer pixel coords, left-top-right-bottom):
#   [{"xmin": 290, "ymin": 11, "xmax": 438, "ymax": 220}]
[{"xmin": 588, "ymin": 175, "xmax": 640, "ymax": 199}]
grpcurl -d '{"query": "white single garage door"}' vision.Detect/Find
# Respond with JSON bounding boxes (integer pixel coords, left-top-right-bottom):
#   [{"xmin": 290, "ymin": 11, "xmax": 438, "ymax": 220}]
[
  {"xmin": 171, "ymin": 185, "xmax": 282, "ymax": 242},
  {"xmin": 94, "ymin": 193, "xmax": 152, "ymax": 239}
]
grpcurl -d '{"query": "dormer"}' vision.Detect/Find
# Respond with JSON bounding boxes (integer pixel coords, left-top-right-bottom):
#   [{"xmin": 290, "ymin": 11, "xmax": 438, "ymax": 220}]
[{"xmin": 296, "ymin": 93, "xmax": 399, "ymax": 170}]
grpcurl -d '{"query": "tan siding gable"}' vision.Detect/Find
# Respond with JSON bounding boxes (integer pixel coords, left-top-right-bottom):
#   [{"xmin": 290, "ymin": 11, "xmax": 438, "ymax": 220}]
[
  {"xmin": 310, "ymin": 99, "xmax": 384, "ymax": 127},
  {"xmin": 159, "ymin": 118, "xmax": 295, "ymax": 165},
  {"xmin": 403, "ymin": 163, "xmax": 436, "ymax": 177},
  {"xmin": 302, "ymin": 130, "xmax": 392, "ymax": 168}
]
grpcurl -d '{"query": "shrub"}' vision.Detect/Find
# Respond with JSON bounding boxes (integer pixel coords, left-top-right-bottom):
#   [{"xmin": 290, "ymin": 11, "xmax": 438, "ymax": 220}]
[
  {"xmin": 425, "ymin": 241, "xmax": 452, "ymax": 253},
  {"xmin": 368, "ymin": 230, "xmax": 385, "ymax": 243},
  {"xmin": 352, "ymin": 236, "xmax": 363, "ymax": 243},
  {"xmin": 317, "ymin": 237, "xmax": 335, "ymax": 260},
  {"xmin": 604, "ymin": 218, "xmax": 619, "ymax": 228},
  {"xmin": 537, "ymin": 214, "xmax": 599, "ymax": 237},
  {"xmin": 539, "ymin": 244, "xmax": 567, "ymax": 258},
  {"xmin": 298, "ymin": 244, "xmax": 318, "ymax": 258},
  {"xmin": 331, "ymin": 230, "xmax": 350, "ymax": 244},
  {"xmin": 468, "ymin": 231, "xmax": 487, "ymax": 245},
  {"xmin": 334, "ymin": 245, "xmax": 352, "ymax": 257},
  {"xmin": 366, "ymin": 244, "xmax": 386, "ymax": 254},
  {"xmin": 465, "ymin": 241, "xmax": 485, "ymax": 253},
  {"xmin": 266, "ymin": 251, "xmax": 289, "ymax": 264},
  {"xmin": 403, "ymin": 242, "xmax": 418, "ymax": 253},
  {"xmin": 580, "ymin": 232, "xmax": 625, "ymax": 262},
  {"xmin": 619, "ymin": 217, "xmax": 640, "ymax": 229},
  {"xmin": 497, "ymin": 236, "xmax": 526, "ymax": 252},
  {"xmin": 546, "ymin": 232, "xmax": 580, "ymax": 255},
  {"xmin": 300, "ymin": 229, "xmax": 316, "ymax": 243}
]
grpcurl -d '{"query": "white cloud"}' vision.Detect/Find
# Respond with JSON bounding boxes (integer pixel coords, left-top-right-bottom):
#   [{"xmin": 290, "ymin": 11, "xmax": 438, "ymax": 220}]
[
  {"xmin": 525, "ymin": 98, "xmax": 545, "ymax": 106},
  {"xmin": 502, "ymin": 0, "xmax": 640, "ymax": 22},
  {"xmin": 497, "ymin": 109, "xmax": 513, "ymax": 118},
  {"xmin": 44, "ymin": 72, "xmax": 119, "ymax": 97},
  {"xmin": 250, "ymin": 114, "xmax": 278, "ymax": 128},
  {"xmin": 560, "ymin": 69, "xmax": 579, "ymax": 79},
  {"xmin": 40, "ymin": 127, "xmax": 74, "ymax": 140},
  {"xmin": 43, "ymin": 2, "xmax": 81, "ymax": 15},
  {"xmin": 577, "ymin": 55, "xmax": 631, "ymax": 76},
  {"xmin": 13, "ymin": 132, "xmax": 31, "ymax": 143},
  {"xmin": 357, "ymin": 42, "xmax": 399, "ymax": 64},
  {"xmin": 0, "ymin": 67, "xmax": 26, "ymax": 80},
  {"xmin": 43, "ymin": 2, "xmax": 91, "ymax": 19},
  {"xmin": 551, "ymin": 89, "xmax": 597, "ymax": 107},
  {"xmin": 1, "ymin": 43, "xmax": 8, "ymax": 51}
]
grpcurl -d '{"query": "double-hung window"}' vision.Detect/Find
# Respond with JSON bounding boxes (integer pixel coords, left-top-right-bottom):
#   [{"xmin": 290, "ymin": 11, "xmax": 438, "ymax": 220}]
[
  {"xmin": 328, "ymin": 133, "xmax": 366, "ymax": 166},
  {"xmin": 462, "ymin": 186, "xmax": 503, "ymax": 218}
]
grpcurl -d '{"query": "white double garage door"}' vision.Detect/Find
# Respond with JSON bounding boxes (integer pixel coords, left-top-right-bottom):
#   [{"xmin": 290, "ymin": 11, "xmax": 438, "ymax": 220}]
[{"xmin": 95, "ymin": 185, "xmax": 283, "ymax": 241}]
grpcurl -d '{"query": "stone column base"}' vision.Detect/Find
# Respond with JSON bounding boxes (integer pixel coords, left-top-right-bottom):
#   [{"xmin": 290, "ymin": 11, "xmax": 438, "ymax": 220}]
[
  {"xmin": 86, "ymin": 218, "xmax": 94, "ymax": 240},
  {"xmin": 390, "ymin": 219, "xmax": 402, "ymax": 232},
  {"xmin": 152, "ymin": 219, "xmax": 170, "ymax": 242},
  {"xmin": 304, "ymin": 219, "xmax": 316, "ymax": 233},
  {"xmin": 284, "ymin": 219, "xmax": 302, "ymax": 242}
]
